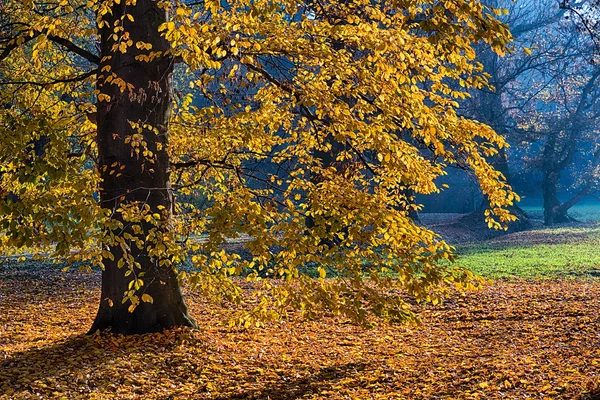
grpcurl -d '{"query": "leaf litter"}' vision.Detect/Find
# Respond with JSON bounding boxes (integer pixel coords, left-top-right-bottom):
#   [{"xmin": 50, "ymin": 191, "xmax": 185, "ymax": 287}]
[{"xmin": 1, "ymin": 268, "xmax": 599, "ymax": 399}]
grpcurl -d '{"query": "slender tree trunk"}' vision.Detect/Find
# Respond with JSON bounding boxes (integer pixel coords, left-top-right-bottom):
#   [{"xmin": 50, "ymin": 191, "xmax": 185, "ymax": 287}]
[
  {"xmin": 470, "ymin": 137, "xmax": 530, "ymax": 232},
  {"xmin": 397, "ymin": 186, "xmax": 420, "ymax": 223},
  {"xmin": 89, "ymin": 0, "xmax": 195, "ymax": 334}
]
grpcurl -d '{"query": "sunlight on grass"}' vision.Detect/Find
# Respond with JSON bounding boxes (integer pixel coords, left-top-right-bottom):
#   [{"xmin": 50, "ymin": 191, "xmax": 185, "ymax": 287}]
[
  {"xmin": 449, "ymin": 205, "xmax": 600, "ymax": 279},
  {"xmin": 457, "ymin": 242, "xmax": 600, "ymax": 279}
]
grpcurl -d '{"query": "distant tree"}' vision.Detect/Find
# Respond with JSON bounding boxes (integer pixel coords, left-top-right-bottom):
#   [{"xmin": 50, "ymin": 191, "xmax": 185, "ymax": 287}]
[
  {"xmin": 501, "ymin": 1, "xmax": 600, "ymax": 225},
  {"xmin": 0, "ymin": 0, "xmax": 516, "ymax": 334},
  {"xmin": 457, "ymin": 0, "xmax": 566, "ymax": 231},
  {"xmin": 509, "ymin": 48, "xmax": 600, "ymax": 224},
  {"xmin": 463, "ymin": 0, "xmax": 600, "ymax": 226},
  {"xmin": 559, "ymin": 0, "xmax": 600, "ymax": 51}
]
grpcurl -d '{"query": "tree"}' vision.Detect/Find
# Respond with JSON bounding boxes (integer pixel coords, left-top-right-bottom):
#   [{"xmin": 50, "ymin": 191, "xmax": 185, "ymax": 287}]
[
  {"xmin": 456, "ymin": 0, "xmax": 600, "ymax": 226},
  {"xmin": 559, "ymin": 0, "xmax": 600, "ymax": 52},
  {"xmin": 512, "ymin": 58, "xmax": 600, "ymax": 225},
  {"xmin": 0, "ymin": 0, "xmax": 516, "ymax": 334},
  {"xmin": 456, "ymin": 0, "xmax": 574, "ymax": 231},
  {"xmin": 497, "ymin": 1, "xmax": 600, "ymax": 225}
]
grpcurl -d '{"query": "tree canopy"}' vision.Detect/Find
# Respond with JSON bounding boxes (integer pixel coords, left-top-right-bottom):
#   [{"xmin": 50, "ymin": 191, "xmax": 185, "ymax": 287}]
[{"xmin": 0, "ymin": 0, "xmax": 517, "ymax": 333}]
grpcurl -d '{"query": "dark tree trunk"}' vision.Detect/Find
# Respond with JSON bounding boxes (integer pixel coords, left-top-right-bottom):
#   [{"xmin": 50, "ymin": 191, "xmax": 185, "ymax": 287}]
[
  {"xmin": 407, "ymin": 204, "xmax": 421, "ymax": 224},
  {"xmin": 469, "ymin": 146, "xmax": 531, "ymax": 234},
  {"xmin": 400, "ymin": 187, "xmax": 420, "ymax": 224},
  {"xmin": 540, "ymin": 132, "xmax": 575, "ymax": 226},
  {"xmin": 463, "ymin": 198, "xmax": 531, "ymax": 236},
  {"xmin": 89, "ymin": 0, "xmax": 195, "ymax": 334},
  {"xmin": 542, "ymin": 169, "xmax": 573, "ymax": 225},
  {"xmin": 465, "ymin": 48, "xmax": 530, "ymax": 233}
]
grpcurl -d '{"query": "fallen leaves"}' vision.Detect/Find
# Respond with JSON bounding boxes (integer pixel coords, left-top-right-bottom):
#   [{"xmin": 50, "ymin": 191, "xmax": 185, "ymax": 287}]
[{"xmin": 1, "ymin": 268, "xmax": 599, "ymax": 399}]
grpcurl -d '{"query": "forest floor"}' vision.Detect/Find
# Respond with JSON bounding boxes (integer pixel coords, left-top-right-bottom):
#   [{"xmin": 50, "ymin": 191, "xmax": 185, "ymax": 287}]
[{"xmin": 1, "ymin": 217, "xmax": 600, "ymax": 399}]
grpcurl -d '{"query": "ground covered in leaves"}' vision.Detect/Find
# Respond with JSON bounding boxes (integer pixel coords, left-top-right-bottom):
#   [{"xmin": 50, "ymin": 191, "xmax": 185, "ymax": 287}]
[{"xmin": 1, "ymin": 268, "xmax": 600, "ymax": 399}]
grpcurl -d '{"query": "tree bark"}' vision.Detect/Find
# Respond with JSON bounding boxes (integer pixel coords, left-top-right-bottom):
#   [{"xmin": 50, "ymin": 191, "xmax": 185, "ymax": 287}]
[
  {"xmin": 542, "ymin": 169, "xmax": 573, "ymax": 225},
  {"xmin": 88, "ymin": 0, "xmax": 196, "ymax": 334},
  {"xmin": 540, "ymin": 130, "xmax": 576, "ymax": 226},
  {"xmin": 464, "ymin": 46, "xmax": 530, "ymax": 232}
]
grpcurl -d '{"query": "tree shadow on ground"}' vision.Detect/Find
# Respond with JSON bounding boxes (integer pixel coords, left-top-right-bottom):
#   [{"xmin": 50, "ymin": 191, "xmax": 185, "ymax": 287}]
[
  {"xmin": 0, "ymin": 332, "xmax": 180, "ymax": 398},
  {"xmin": 560, "ymin": 269, "xmax": 600, "ymax": 278},
  {"xmin": 0, "ymin": 335, "xmax": 106, "ymax": 396},
  {"xmin": 215, "ymin": 362, "xmax": 370, "ymax": 400}
]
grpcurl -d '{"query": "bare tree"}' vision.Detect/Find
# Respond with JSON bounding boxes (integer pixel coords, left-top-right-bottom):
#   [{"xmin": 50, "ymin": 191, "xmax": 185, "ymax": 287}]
[{"xmin": 503, "ymin": 3, "xmax": 600, "ymax": 224}]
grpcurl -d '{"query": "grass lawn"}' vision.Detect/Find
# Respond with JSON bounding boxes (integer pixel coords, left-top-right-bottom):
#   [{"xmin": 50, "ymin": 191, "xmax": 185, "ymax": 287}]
[
  {"xmin": 455, "ymin": 225, "xmax": 600, "ymax": 279},
  {"xmin": 450, "ymin": 200, "xmax": 600, "ymax": 279}
]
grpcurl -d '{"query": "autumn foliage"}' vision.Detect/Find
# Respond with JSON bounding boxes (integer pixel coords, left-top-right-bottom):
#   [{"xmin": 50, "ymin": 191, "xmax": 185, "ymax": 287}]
[{"xmin": 0, "ymin": 0, "xmax": 520, "ymax": 331}]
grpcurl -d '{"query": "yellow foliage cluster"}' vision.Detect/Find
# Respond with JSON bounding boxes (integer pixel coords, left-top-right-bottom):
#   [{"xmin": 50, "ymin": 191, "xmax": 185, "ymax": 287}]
[{"xmin": 0, "ymin": 0, "xmax": 517, "ymax": 324}]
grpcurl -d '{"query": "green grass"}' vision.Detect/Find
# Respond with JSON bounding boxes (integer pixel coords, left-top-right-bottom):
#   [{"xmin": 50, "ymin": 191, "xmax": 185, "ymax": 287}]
[
  {"xmin": 452, "ymin": 199, "xmax": 600, "ymax": 279},
  {"xmin": 457, "ymin": 244, "xmax": 600, "ymax": 279},
  {"xmin": 455, "ymin": 225, "xmax": 600, "ymax": 279}
]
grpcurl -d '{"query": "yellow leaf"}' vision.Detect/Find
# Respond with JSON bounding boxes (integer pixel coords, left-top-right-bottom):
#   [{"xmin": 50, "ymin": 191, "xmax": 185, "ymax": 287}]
[
  {"xmin": 141, "ymin": 294, "xmax": 153, "ymax": 304},
  {"xmin": 318, "ymin": 266, "xmax": 326, "ymax": 279}
]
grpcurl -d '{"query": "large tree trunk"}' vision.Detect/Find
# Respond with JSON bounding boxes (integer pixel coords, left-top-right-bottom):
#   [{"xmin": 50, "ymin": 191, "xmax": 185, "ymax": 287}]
[
  {"xmin": 542, "ymin": 169, "xmax": 573, "ymax": 225},
  {"xmin": 463, "ymin": 48, "xmax": 530, "ymax": 233},
  {"xmin": 466, "ymin": 147, "xmax": 531, "ymax": 234},
  {"xmin": 540, "ymin": 133, "xmax": 575, "ymax": 226},
  {"xmin": 89, "ymin": 0, "xmax": 196, "ymax": 334}
]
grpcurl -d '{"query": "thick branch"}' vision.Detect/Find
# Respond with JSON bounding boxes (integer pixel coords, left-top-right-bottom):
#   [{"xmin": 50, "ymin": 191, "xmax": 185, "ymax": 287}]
[
  {"xmin": 46, "ymin": 35, "xmax": 99, "ymax": 64},
  {"xmin": 0, "ymin": 32, "xmax": 40, "ymax": 62},
  {"xmin": 0, "ymin": 29, "xmax": 99, "ymax": 65},
  {"xmin": 560, "ymin": 147, "xmax": 600, "ymax": 212},
  {"xmin": 171, "ymin": 159, "xmax": 235, "ymax": 170}
]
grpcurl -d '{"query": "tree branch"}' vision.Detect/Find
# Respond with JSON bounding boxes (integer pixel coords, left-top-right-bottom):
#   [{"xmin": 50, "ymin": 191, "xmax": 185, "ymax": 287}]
[
  {"xmin": 0, "ymin": 29, "xmax": 99, "ymax": 65},
  {"xmin": 560, "ymin": 146, "xmax": 600, "ymax": 213},
  {"xmin": 0, "ymin": 32, "xmax": 40, "ymax": 62},
  {"xmin": 171, "ymin": 159, "xmax": 235, "ymax": 170},
  {"xmin": 46, "ymin": 35, "xmax": 99, "ymax": 64}
]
